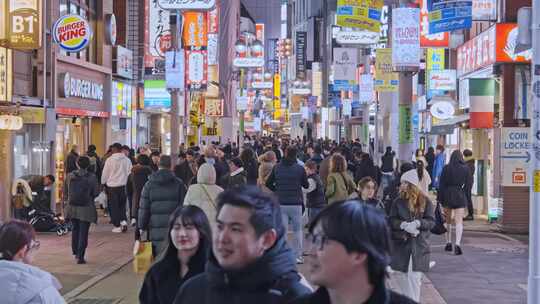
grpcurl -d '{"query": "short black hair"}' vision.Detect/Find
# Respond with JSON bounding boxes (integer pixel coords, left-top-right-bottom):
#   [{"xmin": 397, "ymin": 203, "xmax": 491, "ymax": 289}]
[
  {"xmin": 308, "ymin": 200, "xmax": 391, "ymax": 286},
  {"xmin": 151, "ymin": 151, "xmax": 161, "ymax": 157},
  {"xmin": 45, "ymin": 175, "xmax": 55, "ymax": 183},
  {"xmin": 77, "ymin": 156, "xmax": 90, "ymax": 169},
  {"xmin": 463, "ymin": 149, "xmax": 473, "ymax": 157},
  {"xmin": 216, "ymin": 186, "xmax": 284, "ymax": 238},
  {"xmin": 285, "ymin": 146, "xmax": 298, "ymax": 161},
  {"xmin": 87, "ymin": 145, "xmax": 96, "ymax": 152},
  {"xmin": 122, "ymin": 145, "xmax": 130, "ymax": 151},
  {"xmin": 229, "ymin": 157, "xmax": 243, "ymax": 168},
  {"xmin": 186, "ymin": 149, "xmax": 196, "ymax": 156},
  {"xmin": 159, "ymin": 155, "xmax": 172, "ymax": 168},
  {"xmin": 136, "ymin": 154, "xmax": 151, "ymax": 166},
  {"xmin": 112, "ymin": 143, "xmax": 122, "ymax": 150}
]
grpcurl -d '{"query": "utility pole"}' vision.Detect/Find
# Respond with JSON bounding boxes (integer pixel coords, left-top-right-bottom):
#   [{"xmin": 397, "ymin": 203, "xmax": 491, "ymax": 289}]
[
  {"xmin": 529, "ymin": 2, "xmax": 540, "ymax": 302},
  {"xmin": 169, "ymin": 12, "xmax": 182, "ymax": 164}
]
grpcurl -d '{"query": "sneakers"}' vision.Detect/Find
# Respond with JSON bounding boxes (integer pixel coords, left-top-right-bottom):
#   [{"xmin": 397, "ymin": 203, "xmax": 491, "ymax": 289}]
[
  {"xmin": 112, "ymin": 227, "xmax": 122, "ymax": 233},
  {"xmin": 455, "ymin": 245, "xmax": 463, "ymax": 255},
  {"xmin": 120, "ymin": 221, "xmax": 128, "ymax": 233},
  {"xmin": 296, "ymin": 257, "xmax": 304, "ymax": 264},
  {"xmin": 444, "ymin": 243, "xmax": 453, "ymax": 252},
  {"xmin": 131, "ymin": 218, "xmax": 137, "ymax": 226}
]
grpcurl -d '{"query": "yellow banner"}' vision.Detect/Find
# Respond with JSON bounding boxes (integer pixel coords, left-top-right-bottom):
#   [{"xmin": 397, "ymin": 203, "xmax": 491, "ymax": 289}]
[
  {"xmin": 374, "ymin": 48, "xmax": 398, "ymax": 92},
  {"xmin": 426, "ymin": 48, "xmax": 445, "ymax": 70},
  {"xmin": 273, "ymin": 74, "xmax": 281, "ymax": 100},
  {"xmin": 336, "ymin": 15, "xmax": 380, "ymax": 32},
  {"xmin": 337, "ymin": 0, "xmax": 384, "ymax": 6}
]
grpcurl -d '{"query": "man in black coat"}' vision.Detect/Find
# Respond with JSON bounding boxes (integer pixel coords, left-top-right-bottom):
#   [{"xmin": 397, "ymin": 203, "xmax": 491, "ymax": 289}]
[
  {"xmin": 266, "ymin": 146, "xmax": 309, "ymax": 263},
  {"xmin": 173, "ymin": 186, "xmax": 311, "ymax": 304},
  {"xmin": 290, "ymin": 201, "xmax": 418, "ymax": 304},
  {"xmin": 463, "ymin": 149, "xmax": 475, "ymax": 221},
  {"xmin": 66, "ymin": 145, "xmax": 80, "ymax": 174}
]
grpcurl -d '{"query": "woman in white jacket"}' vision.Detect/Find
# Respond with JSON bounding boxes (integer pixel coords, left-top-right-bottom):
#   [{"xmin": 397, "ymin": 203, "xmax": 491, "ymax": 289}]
[
  {"xmin": 0, "ymin": 220, "xmax": 65, "ymax": 304},
  {"xmin": 183, "ymin": 163, "xmax": 224, "ymax": 228}
]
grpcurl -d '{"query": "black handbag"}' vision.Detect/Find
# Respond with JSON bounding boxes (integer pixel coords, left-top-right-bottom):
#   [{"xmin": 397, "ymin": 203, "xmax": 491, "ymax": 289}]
[{"xmin": 431, "ymin": 201, "xmax": 447, "ymax": 235}]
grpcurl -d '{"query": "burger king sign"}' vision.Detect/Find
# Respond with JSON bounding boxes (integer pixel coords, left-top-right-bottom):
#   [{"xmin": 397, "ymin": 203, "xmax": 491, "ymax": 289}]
[{"xmin": 53, "ymin": 15, "xmax": 92, "ymax": 52}]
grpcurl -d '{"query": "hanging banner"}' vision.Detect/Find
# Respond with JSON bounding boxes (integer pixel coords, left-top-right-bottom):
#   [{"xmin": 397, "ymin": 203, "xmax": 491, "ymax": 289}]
[
  {"xmin": 358, "ymin": 74, "xmax": 374, "ymax": 103},
  {"xmin": 144, "ymin": 80, "xmax": 171, "ymax": 109},
  {"xmin": 336, "ymin": 0, "xmax": 384, "ymax": 33},
  {"xmin": 165, "ymin": 50, "xmax": 185, "ymax": 90},
  {"xmin": 296, "ymin": 31, "xmax": 307, "ymax": 80},
  {"xmin": 183, "ymin": 12, "xmax": 208, "ymax": 48},
  {"xmin": 157, "ymin": 0, "xmax": 216, "ymax": 10},
  {"xmin": 273, "ymin": 74, "xmax": 281, "ymax": 102},
  {"xmin": 114, "ymin": 46, "xmax": 134, "ymax": 79},
  {"xmin": 207, "ymin": 34, "xmax": 218, "ymax": 65},
  {"xmin": 392, "ymin": 8, "xmax": 420, "ymax": 68},
  {"xmin": 186, "ymin": 49, "xmax": 208, "ymax": 91},
  {"xmin": 399, "ymin": 105, "xmax": 413, "ymax": 144},
  {"xmin": 0, "ymin": 47, "xmax": 13, "ymax": 102},
  {"xmin": 2, "ymin": 0, "xmax": 42, "ymax": 50},
  {"xmin": 333, "ymin": 48, "xmax": 358, "ymax": 82},
  {"xmin": 208, "ymin": 6, "xmax": 219, "ymax": 33},
  {"xmin": 426, "ymin": 48, "xmax": 445, "ymax": 70},
  {"xmin": 427, "ymin": 0, "xmax": 472, "ymax": 34},
  {"xmin": 149, "ymin": 0, "xmax": 170, "ymax": 57},
  {"xmin": 418, "ymin": 0, "xmax": 449, "ymax": 47},
  {"xmin": 336, "ymin": 30, "xmax": 380, "ymax": 45},
  {"xmin": 374, "ymin": 48, "xmax": 398, "ymax": 92},
  {"xmin": 469, "ymin": 79, "xmax": 495, "ymax": 128}
]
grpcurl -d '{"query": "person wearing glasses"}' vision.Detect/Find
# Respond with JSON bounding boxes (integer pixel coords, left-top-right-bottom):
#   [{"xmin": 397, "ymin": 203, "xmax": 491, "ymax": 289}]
[
  {"xmin": 290, "ymin": 200, "xmax": 417, "ymax": 304},
  {"xmin": 0, "ymin": 220, "xmax": 66, "ymax": 303}
]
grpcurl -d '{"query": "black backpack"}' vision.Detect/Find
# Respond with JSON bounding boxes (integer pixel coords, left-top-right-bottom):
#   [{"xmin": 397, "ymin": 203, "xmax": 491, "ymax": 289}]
[{"xmin": 68, "ymin": 174, "xmax": 91, "ymax": 206}]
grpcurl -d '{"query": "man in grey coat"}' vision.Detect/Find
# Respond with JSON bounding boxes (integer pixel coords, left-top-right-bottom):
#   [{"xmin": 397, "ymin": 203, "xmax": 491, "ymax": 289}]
[{"xmin": 138, "ymin": 155, "xmax": 186, "ymax": 256}]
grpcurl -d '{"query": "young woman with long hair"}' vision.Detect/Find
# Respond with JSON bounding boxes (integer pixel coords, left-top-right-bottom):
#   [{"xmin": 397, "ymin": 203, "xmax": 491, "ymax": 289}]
[
  {"xmin": 389, "ymin": 170, "xmax": 435, "ymax": 302},
  {"xmin": 139, "ymin": 205, "xmax": 212, "ymax": 304},
  {"xmin": 325, "ymin": 154, "xmax": 356, "ymax": 204}
]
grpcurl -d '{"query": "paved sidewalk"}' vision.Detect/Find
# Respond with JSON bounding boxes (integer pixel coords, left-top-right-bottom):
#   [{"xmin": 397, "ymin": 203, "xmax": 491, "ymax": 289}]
[{"xmin": 33, "ymin": 215, "xmax": 134, "ymax": 301}]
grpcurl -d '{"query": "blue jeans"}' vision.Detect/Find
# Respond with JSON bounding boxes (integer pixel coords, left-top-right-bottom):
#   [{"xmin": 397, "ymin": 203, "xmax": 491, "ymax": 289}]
[
  {"xmin": 381, "ymin": 173, "xmax": 394, "ymax": 192},
  {"xmin": 308, "ymin": 207, "xmax": 324, "ymax": 225},
  {"xmin": 281, "ymin": 205, "xmax": 303, "ymax": 259}
]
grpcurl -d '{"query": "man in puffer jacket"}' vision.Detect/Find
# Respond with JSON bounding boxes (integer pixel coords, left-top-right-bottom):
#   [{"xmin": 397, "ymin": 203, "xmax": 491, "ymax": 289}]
[{"xmin": 138, "ymin": 155, "xmax": 186, "ymax": 256}]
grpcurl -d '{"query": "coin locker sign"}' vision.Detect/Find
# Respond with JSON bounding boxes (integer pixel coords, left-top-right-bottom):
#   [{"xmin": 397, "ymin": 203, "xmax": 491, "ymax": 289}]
[{"xmin": 501, "ymin": 128, "xmax": 531, "ymax": 187}]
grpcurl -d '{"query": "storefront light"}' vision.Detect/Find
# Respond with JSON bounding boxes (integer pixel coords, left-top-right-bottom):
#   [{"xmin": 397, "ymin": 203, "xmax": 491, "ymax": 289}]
[{"xmin": 0, "ymin": 114, "xmax": 23, "ymax": 130}]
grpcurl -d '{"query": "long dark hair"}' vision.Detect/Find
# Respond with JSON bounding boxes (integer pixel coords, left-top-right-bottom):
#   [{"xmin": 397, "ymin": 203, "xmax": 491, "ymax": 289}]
[
  {"xmin": 155, "ymin": 206, "xmax": 212, "ymax": 275},
  {"xmin": 417, "ymin": 159, "xmax": 425, "ymax": 181}
]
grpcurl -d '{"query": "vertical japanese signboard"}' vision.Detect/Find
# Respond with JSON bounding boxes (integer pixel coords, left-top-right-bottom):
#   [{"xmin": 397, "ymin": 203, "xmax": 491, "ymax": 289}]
[
  {"xmin": 333, "ymin": 48, "xmax": 358, "ymax": 82},
  {"xmin": 182, "ymin": 12, "xmax": 208, "ymax": 48},
  {"xmin": 186, "ymin": 50, "xmax": 208, "ymax": 91},
  {"xmin": 296, "ymin": 31, "xmax": 307, "ymax": 80},
  {"xmin": 392, "ymin": 8, "xmax": 420, "ymax": 68},
  {"xmin": 336, "ymin": 0, "xmax": 384, "ymax": 33},
  {"xmin": 399, "ymin": 105, "xmax": 412, "ymax": 144},
  {"xmin": 4, "ymin": 0, "xmax": 42, "ymax": 49},
  {"xmin": 0, "ymin": 47, "xmax": 13, "ymax": 102},
  {"xmin": 374, "ymin": 48, "xmax": 398, "ymax": 92},
  {"xmin": 426, "ymin": 48, "xmax": 445, "ymax": 70}
]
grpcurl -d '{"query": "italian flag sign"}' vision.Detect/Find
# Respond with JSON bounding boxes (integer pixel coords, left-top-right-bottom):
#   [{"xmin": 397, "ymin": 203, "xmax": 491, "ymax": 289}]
[{"xmin": 469, "ymin": 79, "xmax": 495, "ymax": 129}]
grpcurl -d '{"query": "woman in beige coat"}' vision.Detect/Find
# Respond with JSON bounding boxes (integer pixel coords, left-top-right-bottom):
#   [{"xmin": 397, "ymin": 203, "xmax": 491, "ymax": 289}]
[
  {"xmin": 257, "ymin": 151, "xmax": 276, "ymax": 193},
  {"xmin": 183, "ymin": 163, "xmax": 224, "ymax": 227}
]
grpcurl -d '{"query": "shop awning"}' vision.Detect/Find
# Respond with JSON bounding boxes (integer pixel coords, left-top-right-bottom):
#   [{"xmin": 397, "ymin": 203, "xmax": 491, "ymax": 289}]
[{"xmin": 429, "ymin": 114, "xmax": 470, "ymax": 135}]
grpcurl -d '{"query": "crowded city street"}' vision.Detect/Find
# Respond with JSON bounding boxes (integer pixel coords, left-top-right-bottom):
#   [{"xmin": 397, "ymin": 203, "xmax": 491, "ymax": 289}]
[{"xmin": 0, "ymin": 0, "xmax": 537, "ymax": 303}]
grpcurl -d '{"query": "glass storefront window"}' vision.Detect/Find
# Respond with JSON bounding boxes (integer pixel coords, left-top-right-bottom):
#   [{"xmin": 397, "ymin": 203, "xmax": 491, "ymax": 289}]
[{"xmin": 13, "ymin": 125, "xmax": 50, "ymax": 179}]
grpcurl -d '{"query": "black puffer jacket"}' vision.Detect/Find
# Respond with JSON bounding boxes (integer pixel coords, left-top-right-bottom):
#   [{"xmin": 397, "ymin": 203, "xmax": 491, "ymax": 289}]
[
  {"xmin": 138, "ymin": 169, "xmax": 186, "ymax": 253},
  {"xmin": 173, "ymin": 236, "xmax": 311, "ymax": 304},
  {"xmin": 266, "ymin": 159, "xmax": 309, "ymax": 206},
  {"xmin": 290, "ymin": 286, "xmax": 417, "ymax": 304},
  {"xmin": 437, "ymin": 152, "xmax": 470, "ymax": 209}
]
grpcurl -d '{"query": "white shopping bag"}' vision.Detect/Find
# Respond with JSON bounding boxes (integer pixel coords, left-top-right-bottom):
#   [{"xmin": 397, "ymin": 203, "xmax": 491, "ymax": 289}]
[{"xmin": 94, "ymin": 191, "xmax": 107, "ymax": 208}]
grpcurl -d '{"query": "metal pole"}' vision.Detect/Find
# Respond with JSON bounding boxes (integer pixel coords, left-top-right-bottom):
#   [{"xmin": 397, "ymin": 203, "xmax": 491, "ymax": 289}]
[
  {"xmin": 239, "ymin": 68, "xmax": 245, "ymax": 150},
  {"xmin": 529, "ymin": 1, "xmax": 540, "ymax": 302},
  {"xmin": 169, "ymin": 12, "xmax": 182, "ymax": 164}
]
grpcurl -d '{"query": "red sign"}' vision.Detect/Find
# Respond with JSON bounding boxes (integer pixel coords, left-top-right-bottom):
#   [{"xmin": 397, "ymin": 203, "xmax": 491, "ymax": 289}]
[
  {"xmin": 495, "ymin": 23, "xmax": 532, "ymax": 63},
  {"xmin": 457, "ymin": 23, "xmax": 531, "ymax": 77},
  {"xmin": 418, "ymin": 0, "xmax": 449, "ymax": 47},
  {"xmin": 457, "ymin": 25, "xmax": 496, "ymax": 77},
  {"xmin": 185, "ymin": 49, "xmax": 208, "ymax": 90},
  {"xmin": 208, "ymin": 6, "xmax": 219, "ymax": 34}
]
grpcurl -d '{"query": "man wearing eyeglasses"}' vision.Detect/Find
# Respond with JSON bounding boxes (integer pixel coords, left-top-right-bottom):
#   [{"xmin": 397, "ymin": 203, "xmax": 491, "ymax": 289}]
[{"xmin": 290, "ymin": 200, "xmax": 418, "ymax": 304}]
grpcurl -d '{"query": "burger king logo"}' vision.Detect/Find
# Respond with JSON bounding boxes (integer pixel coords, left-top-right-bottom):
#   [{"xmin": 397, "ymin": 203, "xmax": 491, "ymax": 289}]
[{"xmin": 53, "ymin": 14, "xmax": 92, "ymax": 52}]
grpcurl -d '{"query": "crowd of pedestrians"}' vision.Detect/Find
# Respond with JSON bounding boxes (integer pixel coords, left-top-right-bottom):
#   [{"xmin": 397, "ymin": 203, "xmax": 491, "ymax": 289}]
[{"xmin": 0, "ymin": 135, "xmax": 478, "ymax": 304}]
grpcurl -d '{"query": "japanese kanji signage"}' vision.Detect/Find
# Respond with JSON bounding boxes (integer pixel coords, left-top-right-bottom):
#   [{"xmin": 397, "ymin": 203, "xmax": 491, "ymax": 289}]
[
  {"xmin": 149, "ymin": 0, "xmax": 171, "ymax": 57},
  {"xmin": 186, "ymin": 49, "xmax": 208, "ymax": 91},
  {"xmin": 0, "ymin": 47, "xmax": 13, "ymax": 102},
  {"xmin": 182, "ymin": 11, "xmax": 208, "ymax": 48}
]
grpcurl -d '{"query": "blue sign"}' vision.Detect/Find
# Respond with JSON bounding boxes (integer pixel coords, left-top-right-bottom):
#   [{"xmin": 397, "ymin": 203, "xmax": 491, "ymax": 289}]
[
  {"xmin": 428, "ymin": 0, "xmax": 472, "ymax": 34},
  {"xmin": 352, "ymin": 101, "xmax": 362, "ymax": 108},
  {"xmin": 330, "ymin": 83, "xmax": 358, "ymax": 92}
]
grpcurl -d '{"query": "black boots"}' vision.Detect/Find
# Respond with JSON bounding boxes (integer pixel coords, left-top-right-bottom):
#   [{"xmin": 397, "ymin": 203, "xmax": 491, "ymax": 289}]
[{"xmin": 445, "ymin": 243, "xmax": 452, "ymax": 252}]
